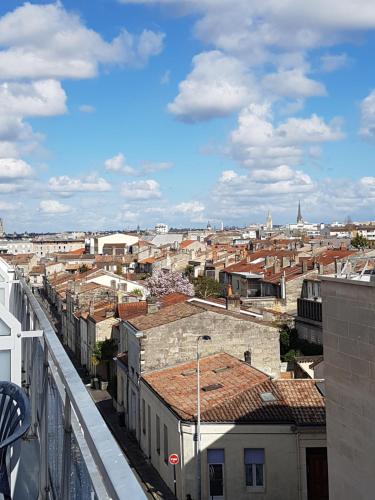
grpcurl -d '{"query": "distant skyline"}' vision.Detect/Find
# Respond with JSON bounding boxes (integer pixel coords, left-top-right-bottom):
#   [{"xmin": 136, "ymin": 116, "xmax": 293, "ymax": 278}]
[{"xmin": 2, "ymin": 1, "xmax": 375, "ymax": 231}]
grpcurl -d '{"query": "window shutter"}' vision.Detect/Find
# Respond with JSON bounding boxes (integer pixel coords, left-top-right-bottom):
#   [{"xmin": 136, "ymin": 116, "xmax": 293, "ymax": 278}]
[
  {"xmin": 244, "ymin": 448, "xmax": 265, "ymax": 464},
  {"xmin": 207, "ymin": 449, "xmax": 225, "ymax": 464}
]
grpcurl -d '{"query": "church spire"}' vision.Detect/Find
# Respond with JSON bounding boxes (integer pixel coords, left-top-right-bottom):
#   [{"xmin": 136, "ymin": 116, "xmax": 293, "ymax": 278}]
[
  {"xmin": 266, "ymin": 210, "xmax": 273, "ymax": 230},
  {"xmin": 297, "ymin": 200, "xmax": 303, "ymax": 224}
]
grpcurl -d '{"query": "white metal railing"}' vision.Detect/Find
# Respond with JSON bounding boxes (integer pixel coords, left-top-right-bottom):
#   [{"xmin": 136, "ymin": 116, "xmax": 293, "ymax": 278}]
[{"xmin": 16, "ymin": 277, "xmax": 146, "ymax": 500}]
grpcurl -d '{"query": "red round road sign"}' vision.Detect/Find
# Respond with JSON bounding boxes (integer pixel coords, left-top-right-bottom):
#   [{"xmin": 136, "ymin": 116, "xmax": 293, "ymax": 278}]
[{"xmin": 169, "ymin": 453, "xmax": 179, "ymax": 465}]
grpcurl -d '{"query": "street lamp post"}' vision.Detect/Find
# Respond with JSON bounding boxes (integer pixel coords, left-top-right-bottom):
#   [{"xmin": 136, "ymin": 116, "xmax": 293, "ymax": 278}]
[{"xmin": 196, "ymin": 334, "xmax": 211, "ymax": 500}]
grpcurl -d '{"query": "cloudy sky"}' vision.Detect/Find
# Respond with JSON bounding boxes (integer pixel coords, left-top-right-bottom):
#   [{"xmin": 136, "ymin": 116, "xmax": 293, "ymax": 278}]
[{"xmin": 2, "ymin": 0, "xmax": 375, "ymax": 232}]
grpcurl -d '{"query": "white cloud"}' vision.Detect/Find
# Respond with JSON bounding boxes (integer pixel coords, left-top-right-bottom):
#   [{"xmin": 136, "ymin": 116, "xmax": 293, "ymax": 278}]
[
  {"xmin": 0, "ymin": 158, "xmax": 33, "ymax": 179},
  {"xmin": 105, "ymin": 154, "xmax": 173, "ymax": 175},
  {"xmin": 0, "ymin": 80, "xmax": 67, "ymax": 117},
  {"xmin": 121, "ymin": 179, "xmax": 161, "ymax": 200},
  {"xmin": 0, "ymin": 201, "xmax": 17, "ymax": 211},
  {"xmin": 105, "ymin": 153, "xmax": 136, "ymax": 175},
  {"xmin": 360, "ymin": 89, "xmax": 375, "ymax": 139},
  {"xmin": 121, "ymin": 1, "xmax": 375, "ymax": 53},
  {"xmin": 39, "ymin": 199, "xmax": 71, "ymax": 214},
  {"xmin": 230, "ymin": 103, "xmax": 343, "ymax": 167},
  {"xmin": 174, "ymin": 201, "xmax": 205, "ymax": 213},
  {"xmin": 48, "ymin": 175, "xmax": 111, "ymax": 195},
  {"xmin": 168, "ymin": 51, "xmax": 258, "ymax": 122},
  {"xmin": 160, "ymin": 69, "xmax": 171, "ymax": 85},
  {"xmin": 79, "ymin": 104, "xmax": 95, "ymax": 113},
  {"xmin": 262, "ymin": 69, "xmax": 326, "ymax": 98},
  {"xmin": 140, "ymin": 161, "xmax": 173, "ymax": 173},
  {"xmin": 320, "ymin": 53, "xmax": 349, "ymax": 72},
  {"xmin": 0, "ymin": 3, "xmax": 165, "ymax": 80}
]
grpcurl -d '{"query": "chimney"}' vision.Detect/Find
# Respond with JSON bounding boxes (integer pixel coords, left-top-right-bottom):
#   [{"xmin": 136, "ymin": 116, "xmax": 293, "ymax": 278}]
[
  {"xmin": 273, "ymin": 258, "xmax": 281, "ymax": 274},
  {"xmin": 244, "ymin": 350, "xmax": 252, "ymax": 365},
  {"xmin": 281, "ymin": 256, "xmax": 289, "ymax": 268},
  {"xmin": 302, "ymin": 260, "xmax": 308, "ymax": 274},
  {"xmin": 146, "ymin": 296, "xmax": 159, "ymax": 314},
  {"xmin": 89, "ymin": 301, "xmax": 94, "ymax": 316},
  {"xmin": 335, "ymin": 259, "xmax": 342, "ymax": 275},
  {"xmin": 226, "ymin": 294, "xmax": 241, "ymax": 312},
  {"xmin": 318, "ymin": 263, "xmax": 324, "ymax": 275},
  {"xmin": 280, "ymin": 272, "xmax": 286, "ymax": 300}
]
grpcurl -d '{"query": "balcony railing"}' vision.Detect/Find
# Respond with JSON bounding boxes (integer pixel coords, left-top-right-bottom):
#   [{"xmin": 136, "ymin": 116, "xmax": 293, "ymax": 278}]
[
  {"xmin": 297, "ymin": 297, "xmax": 322, "ymax": 323},
  {"xmin": 14, "ymin": 276, "xmax": 146, "ymax": 499}
]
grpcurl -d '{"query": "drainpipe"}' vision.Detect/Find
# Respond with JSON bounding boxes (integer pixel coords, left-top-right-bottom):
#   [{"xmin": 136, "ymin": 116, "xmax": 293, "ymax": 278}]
[
  {"xmin": 178, "ymin": 420, "xmax": 184, "ymax": 500},
  {"xmin": 295, "ymin": 427, "xmax": 302, "ymax": 500}
]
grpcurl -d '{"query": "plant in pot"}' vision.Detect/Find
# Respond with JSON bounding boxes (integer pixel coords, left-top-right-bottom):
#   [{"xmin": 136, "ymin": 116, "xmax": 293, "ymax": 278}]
[{"xmin": 92, "ymin": 339, "xmax": 117, "ymax": 391}]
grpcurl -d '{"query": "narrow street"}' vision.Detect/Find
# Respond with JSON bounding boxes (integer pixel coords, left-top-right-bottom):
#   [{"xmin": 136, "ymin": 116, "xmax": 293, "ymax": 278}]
[{"xmin": 34, "ymin": 289, "xmax": 176, "ymax": 500}]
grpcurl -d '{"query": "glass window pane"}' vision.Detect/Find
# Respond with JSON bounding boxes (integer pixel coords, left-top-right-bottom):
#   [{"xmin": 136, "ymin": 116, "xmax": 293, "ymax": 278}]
[
  {"xmin": 256, "ymin": 464, "xmax": 264, "ymax": 486},
  {"xmin": 207, "ymin": 448, "xmax": 225, "ymax": 463},
  {"xmin": 0, "ymin": 318, "xmax": 10, "ymax": 336},
  {"xmin": 209, "ymin": 464, "xmax": 224, "ymax": 496},
  {"xmin": 245, "ymin": 464, "xmax": 253, "ymax": 486},
  {"xmin": 0, "ymin": 287, "xmax": 5, "ymax": 305},
  {"xmin": 0, "ymin": 350, "xmax": 10, "ymax": 380}
]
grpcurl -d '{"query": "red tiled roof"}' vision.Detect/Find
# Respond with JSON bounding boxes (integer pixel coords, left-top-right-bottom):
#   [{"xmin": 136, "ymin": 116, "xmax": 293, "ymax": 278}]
[
  {"xmin": 128, "ymin": 302, "xmax": 202, "ymax": 330},
  {"xmin": 68, "ymin": 247, "xmax": 86, "ymax": 255},
  {"xmin": 117, "ymin": 293, "xmax": 189, "ymax": 321},
  {"xmin": 180, "ymin": 239, "xmax": 195, "ymax": 249},
  {"xmin": 143, "ymin": 353, "xmax": 325, "ymax": 425},
  {"xmin": 117, "ymin": 301, "xmax": 148, "ymax": 321}
]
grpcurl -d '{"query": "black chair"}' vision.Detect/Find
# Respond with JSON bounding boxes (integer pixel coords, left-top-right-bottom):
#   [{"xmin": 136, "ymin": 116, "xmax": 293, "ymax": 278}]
[{"xmin": 0, "ymin": 382, "xmax": 31, "ymax": 500}]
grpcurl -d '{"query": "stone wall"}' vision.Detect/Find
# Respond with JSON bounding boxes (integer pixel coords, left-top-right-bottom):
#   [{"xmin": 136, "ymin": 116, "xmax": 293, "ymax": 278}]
[
  {"xmin": 285, "ymin": 271, "xmax": 317, "ymax": 313},
  {"xmin": 322, "ymin": 277, "xmax": 375, "ymax": 500},
  {"xmin": 140, "ymin": 310, "xmax": 280, "ymax": 377}
]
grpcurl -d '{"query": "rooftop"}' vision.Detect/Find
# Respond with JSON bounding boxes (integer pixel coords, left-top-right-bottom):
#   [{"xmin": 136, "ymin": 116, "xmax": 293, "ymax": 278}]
[{"xmin": 143, "ymin": 353, "xmax": 325, "ymax": 425}]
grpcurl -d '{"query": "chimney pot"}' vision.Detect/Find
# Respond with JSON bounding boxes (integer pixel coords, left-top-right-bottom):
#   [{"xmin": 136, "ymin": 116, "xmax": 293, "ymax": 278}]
[
  {"xmin": 146, "ymin": 296, "xmax": 159, "ymax": 314},
  {"xmin": 226, "ymin": 294, "xmax": 241, "ymax": 312}
]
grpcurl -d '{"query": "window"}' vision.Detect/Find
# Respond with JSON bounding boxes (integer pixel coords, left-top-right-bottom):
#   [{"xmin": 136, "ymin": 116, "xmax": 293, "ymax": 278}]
[
  {"xmin": 163, "ymin": 424, "xmax": 168, "ymax": 464},
  {"xmin": 207, "ymin": 449, "xmax": 225, "ymax": 498},
  {"xmin": 142, "ymin": 399, "xmax": 146, "ymax": 434},
  {"xmin": 156, "ymin": 415, "xmax": 160, "ymax": 455},
  {"xmin": 244, "ymin": 449, "xmax": 265, "ymax": 489}
]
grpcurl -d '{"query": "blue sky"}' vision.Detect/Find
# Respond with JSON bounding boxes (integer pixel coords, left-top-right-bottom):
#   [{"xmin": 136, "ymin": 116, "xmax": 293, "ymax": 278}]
[{"xmin": 2, "ymin": 1, "xmax": 375, "ymax": 231}]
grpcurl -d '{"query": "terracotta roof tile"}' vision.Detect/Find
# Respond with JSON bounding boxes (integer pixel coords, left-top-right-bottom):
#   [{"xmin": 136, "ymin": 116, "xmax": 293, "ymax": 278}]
[
  {"xmin": 128, "ymin": 302, "xmax": 202, "ymax": 330},
  {"xmin": 117, "ymin": 301, "xmax": 148, "ymax": 321},
  {"xmin": 180, "ymin": 239, "xmax": 196, "ymax": 249},
  {"xmin": 143, "ymin": 353, "xmax": 325, "ymax": 425}
]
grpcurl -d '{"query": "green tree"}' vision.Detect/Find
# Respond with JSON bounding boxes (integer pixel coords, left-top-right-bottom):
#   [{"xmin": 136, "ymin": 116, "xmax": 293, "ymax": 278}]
[
  {"xmin": 351, "ymin": 234, "xmax": 369, "ymax": 249},
  {"xmin": 92, "ymin": 339, "xmax": 118, "ymax": 380},
  {"xmin": 131, "ymin": 288, "xmax": 143, "ymax": 297},
  {"xmin": 279, "ymin": 323, "xmax": 322, "ymax": 361},
  {"xmin": 185, "ymin": 264, "xmax": 195, "ymax": 281},
  {"xmin": 193, "ymin": 276, "xmax": 222, "ymax": 299}
]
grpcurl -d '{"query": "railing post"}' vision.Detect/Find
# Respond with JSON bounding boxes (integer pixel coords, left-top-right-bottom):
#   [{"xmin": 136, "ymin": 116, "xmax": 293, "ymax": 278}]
[
  {"xmin": 40, "ymin": 338, "xmax": 50, "ymax": 498},
  {"xmin": 29, "ymin": 337, "xmax": 39, "ymax": 437},
  {"xmin": 61, "ymin": 390, "xmax": 72, "ymax": 500}
]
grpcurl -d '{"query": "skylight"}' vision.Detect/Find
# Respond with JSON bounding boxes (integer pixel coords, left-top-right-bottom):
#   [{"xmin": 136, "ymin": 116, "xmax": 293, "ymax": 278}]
[
  {"xmin": 260, "ymin": 392, "xmax": 277, "ymax": 402},
  {"xmin": 202, "ymin": 383, "xmax": 223, "ymax": 392},
  {"xmin": 212, "ymin": 366, "xmax": 230, "ymax": 374}
]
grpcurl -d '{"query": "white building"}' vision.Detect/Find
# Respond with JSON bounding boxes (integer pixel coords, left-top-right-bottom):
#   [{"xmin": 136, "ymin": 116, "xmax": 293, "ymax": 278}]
[
  {"xmin": 89, "ymin": 233, "xmax": 139, "ymax": 254},
  {"xmin": 155, "ymin": 223, "xmax": 169, "ymax": 234},
  {"xmin": 139, "ymin": 353, "xmax": 327, "ymax": 500}
]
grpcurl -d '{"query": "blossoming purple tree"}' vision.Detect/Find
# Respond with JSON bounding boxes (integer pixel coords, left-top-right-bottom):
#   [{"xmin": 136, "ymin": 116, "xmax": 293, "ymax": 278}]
[{"xmin": 145, "ymin": 270, "xmax": 195, "ymax": 297}]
